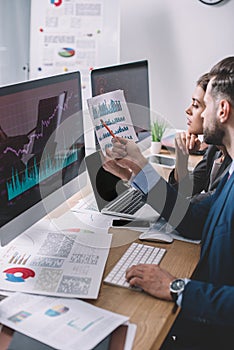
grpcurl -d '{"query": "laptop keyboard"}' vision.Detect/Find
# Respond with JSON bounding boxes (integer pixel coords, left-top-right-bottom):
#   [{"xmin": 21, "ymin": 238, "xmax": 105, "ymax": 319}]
[
  {"xmin": 104, "ymin": 242, "xmax": 166, "ymax": 289},
  {"xmin": 105, "ymin": 188, "xmax": 145, "ymax": 215}
]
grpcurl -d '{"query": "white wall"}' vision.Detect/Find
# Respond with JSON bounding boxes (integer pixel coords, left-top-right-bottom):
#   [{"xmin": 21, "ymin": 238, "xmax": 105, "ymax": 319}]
[
  {"xmin": 1, "ymin": 0, "xmax": 233, "ymax": 131},
  {"xmin": 119, "ymin": 0, "xmax": 234, "ymax": 129},
  {"xmin": 0, "ymin": 0, "xmax": 30, "ymax": 86}
]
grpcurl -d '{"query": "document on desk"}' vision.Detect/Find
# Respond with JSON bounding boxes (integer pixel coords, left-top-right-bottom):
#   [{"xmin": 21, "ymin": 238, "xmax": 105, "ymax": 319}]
[
  {"xmin": 0, "ymin": 292, "xmax": 130, "ymax": 350},
  {"xmin": 87, "ymin": 89, "xmax": 138, "ymax": 155},
  {"xmin": 70, "ymin": 193, "xmax": 128, "ymax": 233},
  {"xmin": 0, "ymin": 229, "xmax": 112, "ymax": 299},
  {"xmin": 51, "ymin": 208, "xmax": 113, "ymax": 235},
  {"xmin": 72, "ymin": 192, "xmax": 99, "ymax": 212}
]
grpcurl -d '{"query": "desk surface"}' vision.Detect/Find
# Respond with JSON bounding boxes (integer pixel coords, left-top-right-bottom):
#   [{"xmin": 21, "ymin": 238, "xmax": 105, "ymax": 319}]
[
  {"xmin": 90, "ymin": 232, "xmax": 200, "ymax": 350},
  {"xmin": 0, "ymin": 236, "xmax": 200, "ymax": 350},
  {"xmin": 0, "ymin": 150, "xmax": 202, "ymax": 350},
  {"xmin": 81, "ymin": 150, "xmax": 202, "ymax": 349}
]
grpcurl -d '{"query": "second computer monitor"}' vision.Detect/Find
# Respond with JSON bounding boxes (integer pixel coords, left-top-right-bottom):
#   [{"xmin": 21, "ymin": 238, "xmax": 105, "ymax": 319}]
[{"xmin": 91, "ymin": 60, "xmax": 151, "ymax": 146}]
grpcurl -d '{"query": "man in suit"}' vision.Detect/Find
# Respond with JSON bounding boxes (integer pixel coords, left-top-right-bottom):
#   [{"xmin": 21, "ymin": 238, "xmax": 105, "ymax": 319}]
[
  {"xmin": 168, "ymin": 72, "xmax": 231, "ymax": 203},
  {"xmin": 106, "ymin": 56, "xmax": 234, "ymax": 349}
]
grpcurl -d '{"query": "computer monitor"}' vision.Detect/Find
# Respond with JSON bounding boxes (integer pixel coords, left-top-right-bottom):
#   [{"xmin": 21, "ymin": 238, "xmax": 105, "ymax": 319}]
[
  {"xmin": 91, "ymin": 60, "xmax": 151, "ymax": 148},
  {"xmin": 0, "ymin": 72, "xmax": 86, "ymax": 246}
]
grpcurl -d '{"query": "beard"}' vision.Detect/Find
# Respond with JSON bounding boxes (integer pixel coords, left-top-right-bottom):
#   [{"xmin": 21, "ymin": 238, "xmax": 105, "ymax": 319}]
[{"xmin": 203, "ymin": 118, "xmax": 225, "ymax": 146}]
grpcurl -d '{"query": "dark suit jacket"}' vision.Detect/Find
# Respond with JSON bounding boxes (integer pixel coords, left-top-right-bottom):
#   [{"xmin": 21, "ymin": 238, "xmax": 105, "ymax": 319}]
[
  {"xmin": 145, "ymin": 170, "xmax": 234, "ymax": 348},
  {"xmin": 168, "ymin": 145, "xmax": 232, "ymax": 202}
]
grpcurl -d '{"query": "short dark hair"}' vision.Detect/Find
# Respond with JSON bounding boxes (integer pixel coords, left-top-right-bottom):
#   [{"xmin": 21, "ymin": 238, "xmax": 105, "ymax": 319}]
[
  {"xmin": 209, "ymin": 56, "xmax": 234, "ymax": 106},
  {"xmin": 197, "ymin": 72, "xmax": 210, "ymax": 92}
]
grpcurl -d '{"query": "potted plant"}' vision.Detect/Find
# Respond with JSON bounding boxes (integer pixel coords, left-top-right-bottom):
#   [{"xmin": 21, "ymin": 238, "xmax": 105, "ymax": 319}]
[{"xmin": 151, "ymin": 118, "xmax": 167, "ymax": 154}]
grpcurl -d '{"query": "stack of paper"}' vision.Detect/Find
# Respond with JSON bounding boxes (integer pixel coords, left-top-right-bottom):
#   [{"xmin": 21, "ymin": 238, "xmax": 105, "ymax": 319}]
[
  {"xmin": 0, "ymin": 226, "xmax": 137, "ymax": 348},
  {"xmin": 0, "ymin": 292, "xmax": 136, "ymax": 350},
  {"xmin": 0, "ymin": 229, "xmax": 112, "ymax": 299}
]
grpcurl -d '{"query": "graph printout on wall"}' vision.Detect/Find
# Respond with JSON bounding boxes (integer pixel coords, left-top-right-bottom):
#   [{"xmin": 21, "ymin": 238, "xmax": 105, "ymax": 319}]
[{"xmin": 30, "ymin": 0, "xmax": 120, "ymax": 102}]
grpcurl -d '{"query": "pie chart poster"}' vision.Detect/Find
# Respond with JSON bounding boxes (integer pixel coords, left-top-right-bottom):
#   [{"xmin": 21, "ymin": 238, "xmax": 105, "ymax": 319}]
[{"xmin": 30, "ymin": 0, "xmax": 120, "ymax": 103}]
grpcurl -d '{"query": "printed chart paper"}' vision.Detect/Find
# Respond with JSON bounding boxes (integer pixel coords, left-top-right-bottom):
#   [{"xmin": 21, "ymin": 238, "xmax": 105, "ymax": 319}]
[
  {"xmin": 0, "ymin": 292, "xmax": 129, "ymax": 350},
  {"xmin": 0, "ymin": 229, "xmax": 112, "ymax": 299},
  {"xmin": 87, "ymin": 90, "xmax": 138, "ymax": 154},
  {"xmin": 30, "ymin": 0, "xmax": 120, "ymax": 105}
]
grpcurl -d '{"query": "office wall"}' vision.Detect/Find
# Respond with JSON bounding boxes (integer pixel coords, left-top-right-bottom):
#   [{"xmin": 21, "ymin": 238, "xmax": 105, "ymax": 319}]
[
  {"xmin": 0, "ymin": 0, "xmax": 30, "ymax": 86},
  {"xmin": 119, "ymin": 0, "xmax": 234, "ymax": 129},
  {"xmin": 1, "ymin": 0, "xmax": 233, "ymax": 131}
]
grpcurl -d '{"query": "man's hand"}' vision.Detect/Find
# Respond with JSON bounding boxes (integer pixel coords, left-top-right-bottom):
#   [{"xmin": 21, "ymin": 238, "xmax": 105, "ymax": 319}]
[
  {"xmin": 102, "ymin": 148, "xmax": 132, "ymax": 181},
  {"xmin": 109, "ymin": 137, "xmax": 148, "ymax": 176},
  {"xmin": 126, "ymin": 264, "xmax": 175, "ymax": 301}
]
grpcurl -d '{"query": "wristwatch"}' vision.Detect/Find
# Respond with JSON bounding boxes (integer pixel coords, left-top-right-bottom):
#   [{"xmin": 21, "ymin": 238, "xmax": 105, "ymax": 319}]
[{"xmin": 170, "ymin": 278, "xmax": 186, "ymax": 302}]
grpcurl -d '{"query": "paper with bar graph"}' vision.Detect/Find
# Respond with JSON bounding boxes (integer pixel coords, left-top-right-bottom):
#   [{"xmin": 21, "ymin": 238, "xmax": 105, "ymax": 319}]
[
  {"xmin": 0, "ymin": 228, "xmax": 112, "ymax": 299},
  {"xmin": 87, "ymin": 89, "xmax": 138, "ymax": 155}
]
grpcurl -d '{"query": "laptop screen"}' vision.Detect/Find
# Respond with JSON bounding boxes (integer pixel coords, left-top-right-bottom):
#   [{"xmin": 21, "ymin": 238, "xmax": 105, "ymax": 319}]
[
  {"xmin": 85, "ymin": 151, "xmax": 128, "ymax": 211},
  {"xmin": 91, "ymin": 60, "xmax": 151, "ymax": 148}
]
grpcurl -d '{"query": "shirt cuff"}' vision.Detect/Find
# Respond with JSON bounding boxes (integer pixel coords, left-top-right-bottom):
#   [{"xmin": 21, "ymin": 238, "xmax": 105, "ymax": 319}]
[{"xmin": 131, "ymin": 163, "xmax": 160, "ymax": 195}]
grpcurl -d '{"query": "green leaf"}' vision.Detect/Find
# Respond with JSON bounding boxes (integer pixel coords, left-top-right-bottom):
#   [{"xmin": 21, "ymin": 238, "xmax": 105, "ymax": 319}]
[{"xmin": 151, "ymin": 119, "xmax": 167, "ymax": 142}]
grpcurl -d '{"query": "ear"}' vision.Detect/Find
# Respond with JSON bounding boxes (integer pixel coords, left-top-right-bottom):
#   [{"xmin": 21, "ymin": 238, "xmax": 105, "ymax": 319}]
[{"xmin": 218, "ymin": 99, "xmax": 230, "ymax": 124}]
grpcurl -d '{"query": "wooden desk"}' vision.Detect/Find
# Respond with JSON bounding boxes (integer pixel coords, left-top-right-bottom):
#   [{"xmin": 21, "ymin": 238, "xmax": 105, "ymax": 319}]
[
  {"xmin": 0, "ymin": 235, "xmax": 200, "ymax": 350},
  {"xmin": 42, "ymin": 150, "xmax": 201, "ymax": 348},
  {"xmin": 89, "ymin": 232, "xmax": 200, "ymax": 350},
  {"xmin": 0, "ymin": 150, "xmax": 202, "ymax": 349}
]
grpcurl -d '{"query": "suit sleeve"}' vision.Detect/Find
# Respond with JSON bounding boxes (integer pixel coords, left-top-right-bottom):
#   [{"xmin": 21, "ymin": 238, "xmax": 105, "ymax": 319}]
[
  {"xmin": 145, "ymin": 176, "xmax": 213, "ymax": 239},
  {"xmin": 182, "ymin": 280, "xmax": 234, "ymax": 327}
]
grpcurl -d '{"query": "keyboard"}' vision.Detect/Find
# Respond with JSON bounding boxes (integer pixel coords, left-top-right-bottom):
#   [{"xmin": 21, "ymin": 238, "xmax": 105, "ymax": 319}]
[
  {"xmin": 104, "ymin": 243, "xmax": 166, "ymax": 289},
  {"xmin": 103, "ymin": 188, "xmax": 145, "ymax": 215}
]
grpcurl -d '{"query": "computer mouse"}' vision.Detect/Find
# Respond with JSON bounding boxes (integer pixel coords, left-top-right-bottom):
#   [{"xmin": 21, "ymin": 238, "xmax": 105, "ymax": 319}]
[{"xmin": 139, "ymin": 232, "xmax": 173, "ymax": 243}]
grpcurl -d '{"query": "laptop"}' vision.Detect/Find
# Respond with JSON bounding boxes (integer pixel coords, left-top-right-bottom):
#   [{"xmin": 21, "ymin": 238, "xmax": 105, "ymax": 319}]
[{"xmin": 85, "ymin": 150, "xmax": 159, "ymax": 220}]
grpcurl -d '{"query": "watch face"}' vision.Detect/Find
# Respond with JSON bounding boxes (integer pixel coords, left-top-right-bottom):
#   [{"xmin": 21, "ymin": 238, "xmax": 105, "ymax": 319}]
[
  {"xmin": 170, "ymin": 279, "xmax": 185, "ymax": 302},
  {"xmin": 171, "ymin": 279, "xmax": 185, "ymax": 292},
  {"xmin": 199, "ymin": 0, "xmax": 224, "ymax": 5}
]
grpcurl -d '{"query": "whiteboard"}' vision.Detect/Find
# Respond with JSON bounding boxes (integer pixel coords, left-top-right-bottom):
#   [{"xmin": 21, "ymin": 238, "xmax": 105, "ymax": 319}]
[{"xmin": 30, "ymin": 0, "xmax": 120, "ymax": 102}]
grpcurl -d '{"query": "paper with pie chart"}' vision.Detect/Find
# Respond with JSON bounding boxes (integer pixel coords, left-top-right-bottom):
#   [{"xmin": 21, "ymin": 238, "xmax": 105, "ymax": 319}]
[{"xmin": 0, "ymin": 228, "xmax": 112, "ymax": 299}]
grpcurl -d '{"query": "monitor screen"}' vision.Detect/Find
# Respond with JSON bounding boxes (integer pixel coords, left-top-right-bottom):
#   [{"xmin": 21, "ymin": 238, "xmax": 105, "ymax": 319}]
[
  {"xmin": 0, "ymin": 72, "xmax": 86, "ymax": 246},
  {"xmin": 91, "ymin": 60, "xmax": 151, "ymax": 147}
]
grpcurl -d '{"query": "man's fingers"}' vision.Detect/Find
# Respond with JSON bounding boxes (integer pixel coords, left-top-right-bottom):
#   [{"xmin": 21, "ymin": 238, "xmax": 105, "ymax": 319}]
[
  {"xmin": 105, "ymin": 148, "xmax": 112, "ymax": 158},
  {"xmin": 128, "ymin": 276, "xmax": 143, "ymax": 289}
]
